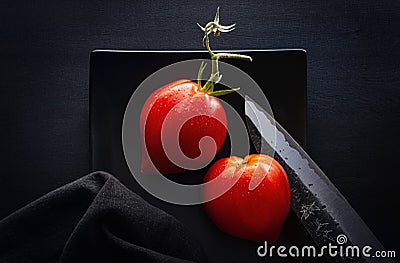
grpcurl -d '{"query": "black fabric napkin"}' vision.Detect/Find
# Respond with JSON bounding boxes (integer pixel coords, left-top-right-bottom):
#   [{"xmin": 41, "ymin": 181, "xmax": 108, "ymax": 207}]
[{"xmin": 0, "ymin": 172, "xmax": 206, "ymax": 263}]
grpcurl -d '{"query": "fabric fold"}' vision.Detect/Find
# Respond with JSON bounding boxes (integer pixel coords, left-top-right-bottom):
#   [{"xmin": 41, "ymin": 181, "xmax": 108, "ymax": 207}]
[{"xmin": 0, "ymin": 171, "xmax": 205, "ymax": 263}]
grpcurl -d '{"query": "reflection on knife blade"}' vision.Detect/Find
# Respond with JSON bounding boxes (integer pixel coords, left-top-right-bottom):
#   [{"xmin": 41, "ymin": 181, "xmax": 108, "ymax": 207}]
[{"xmin": 245, "ymin": 95, "xmax": 393, "ymax": 263}]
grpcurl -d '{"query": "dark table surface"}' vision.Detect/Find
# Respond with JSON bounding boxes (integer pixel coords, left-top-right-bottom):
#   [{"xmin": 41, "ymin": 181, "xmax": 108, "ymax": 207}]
[{"xmin": 1, "ymin": 0, "xmax": 399, "ymax": 252}]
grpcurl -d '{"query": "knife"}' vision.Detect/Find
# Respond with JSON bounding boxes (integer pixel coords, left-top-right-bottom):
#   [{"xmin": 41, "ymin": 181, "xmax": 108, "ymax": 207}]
[{"xmin": 245, "ymin": 95, "xmax": 393, "ymax": 263}]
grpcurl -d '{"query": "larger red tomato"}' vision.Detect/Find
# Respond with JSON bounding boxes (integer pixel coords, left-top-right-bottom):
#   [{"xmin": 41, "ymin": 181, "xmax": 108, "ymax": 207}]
[
  {"xmin": 140, "ymin": 79, "xmax": 227, "ymax": 174},
  {"xmin": 203, "ymin": 154, "xmax": 291, "ymax": 243}
]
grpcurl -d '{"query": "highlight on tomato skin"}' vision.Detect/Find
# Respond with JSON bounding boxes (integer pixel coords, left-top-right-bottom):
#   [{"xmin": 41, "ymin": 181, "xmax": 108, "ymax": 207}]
[
  {"xmin": 139, "ymin": 79, "xmax": 227, "ymax": 175},
  {"xmin": 202, "ymin": 154, "xmax": 291, "ymax": 243}
]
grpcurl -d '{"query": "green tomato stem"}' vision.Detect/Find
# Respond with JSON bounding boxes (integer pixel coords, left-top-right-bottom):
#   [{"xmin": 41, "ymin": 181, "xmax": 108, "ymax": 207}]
[
  {"xmin": 197, "ymin": 61, "xmax": 207, "ymax": 87},
  {"xmin": 213, "ymin": 53, "xmax": 253, "ymax": 62},
  {"xmin": 198, "ymin": 7, "xmax": 252, "ymax": 95}
]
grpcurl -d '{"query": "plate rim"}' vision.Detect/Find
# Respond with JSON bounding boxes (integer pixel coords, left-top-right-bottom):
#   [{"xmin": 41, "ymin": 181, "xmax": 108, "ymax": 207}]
[{"xmin": 91, "ymin": 48, "xmax": 307, "ymax": 54}]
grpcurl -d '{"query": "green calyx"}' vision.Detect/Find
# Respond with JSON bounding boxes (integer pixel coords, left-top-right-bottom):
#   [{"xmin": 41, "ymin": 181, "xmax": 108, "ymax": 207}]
[{"xmin": 197, "ymin": 7, "xmax": 252, "ymax": 96}]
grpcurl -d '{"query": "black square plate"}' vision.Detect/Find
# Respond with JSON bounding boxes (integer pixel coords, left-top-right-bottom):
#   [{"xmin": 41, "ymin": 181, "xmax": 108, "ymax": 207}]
[{"xmin": 89, "ymin": 50, "xmax": 321, "ymax": 262}]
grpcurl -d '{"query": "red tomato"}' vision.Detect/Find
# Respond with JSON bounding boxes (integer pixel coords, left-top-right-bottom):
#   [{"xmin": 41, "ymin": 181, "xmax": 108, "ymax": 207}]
[
  {"xmin": 140, "ymin": 79, "xmax": 227, "ymax": 174},
  {"xmin": 203, "ymin": 154, "xmax": 291, "ymax": 243}
]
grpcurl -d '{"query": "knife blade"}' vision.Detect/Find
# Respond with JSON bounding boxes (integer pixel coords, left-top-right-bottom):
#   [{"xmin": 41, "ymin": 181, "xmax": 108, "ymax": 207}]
[{"xmin": 245, "ymin": 95, "xmax": 393, "ymax": 263}]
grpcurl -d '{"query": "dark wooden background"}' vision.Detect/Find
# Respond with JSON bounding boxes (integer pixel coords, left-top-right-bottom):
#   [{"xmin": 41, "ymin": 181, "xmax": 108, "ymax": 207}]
[{"xmin": 1, "ymin": 0, "xmax": 399, "ymax": 251}]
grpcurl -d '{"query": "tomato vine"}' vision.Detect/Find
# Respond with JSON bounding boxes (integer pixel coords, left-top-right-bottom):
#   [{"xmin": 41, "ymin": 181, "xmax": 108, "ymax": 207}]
[{"xmin": 197, "ymin": 7, "xmax": 253, "ymax": 96}]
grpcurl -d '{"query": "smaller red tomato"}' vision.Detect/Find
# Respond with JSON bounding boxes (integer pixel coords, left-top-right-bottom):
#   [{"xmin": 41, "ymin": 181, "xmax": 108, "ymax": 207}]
[{"xmin": 203, "ymin": 154, "xmax": 291, "ymax": 243}]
